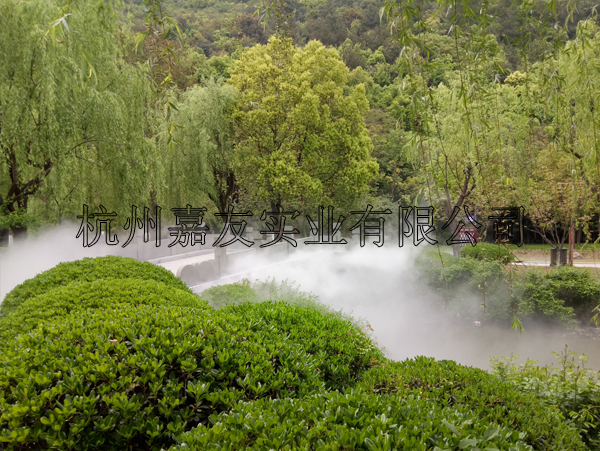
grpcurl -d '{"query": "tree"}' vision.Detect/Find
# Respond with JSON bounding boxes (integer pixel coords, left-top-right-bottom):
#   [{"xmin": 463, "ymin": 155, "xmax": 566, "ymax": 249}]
[
  {"xmin": 163, "ymin": 79, "xmax": 239, "ymax": 215},
  {"xmin": 513, "ymin": 146, "xmax": 594, "ymax": 250},
  {"xmin": 0, "ymin": 0, "xmax": 156, "ymax": 237},
  {"xmin": 227, "ymin": 36, "xmax": 378, "ymax": 214}
]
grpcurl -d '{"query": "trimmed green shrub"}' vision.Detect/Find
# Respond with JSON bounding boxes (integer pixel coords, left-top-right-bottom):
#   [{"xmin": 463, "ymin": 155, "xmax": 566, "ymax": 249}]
[
  {"xmin": 0, "ymin": 304, "xmax": 326, "ymax": 450},
  {"xmin": 517, "ymin": 267, "xmax": 600, "ymax": 325},
  {"xmin": 491, "ymin": 348, "xmax": 600, "ymax": 448},
  {"xmin": 199, "ymin": 283, "xmax": 261, "ymax": 308},
  {"xmin": 0, "ymin": 256, "xmax": 190, "ymax": 316},
  {"xmin": 355, "ymin": 356, "xmax": 585, "ymax": 450},
  {"xmin": 0, "ymin": 278, "xmax": 211, "ymax": 348},
  {"xmin": 461, "ymin": 242, "xmax": 516, "ymax": 264},
  {"xmin": 202, "ymin": 278, "xmax": 370, "ymax": 331},
  {"xmin": 222, "ymin": 301, "xmax": 385, "ymax": 391},
  {"xmin": 172, "ymin": 389, "xmax": 538, "ymax": 450}
]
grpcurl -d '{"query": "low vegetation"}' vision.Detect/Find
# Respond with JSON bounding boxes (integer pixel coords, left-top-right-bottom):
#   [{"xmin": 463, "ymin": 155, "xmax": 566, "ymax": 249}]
[
  {"xmin": 417, "ymin": 248, "xmax": 600, "ymax": 327},
  {"xmin": 491, "ymin": 347, "xmax": 600, "ymax": 448},
  {"xmin": 0, "ymin": 256, "xmax": 190, "ymax": 316},
  {"xmin": 0, "ymin": 257, "xmax": 595, "ymax": 449}
]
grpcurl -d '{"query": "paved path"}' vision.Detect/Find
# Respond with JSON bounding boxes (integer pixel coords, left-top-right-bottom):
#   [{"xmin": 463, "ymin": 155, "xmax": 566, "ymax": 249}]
[
  {"xmin": 157, "ymin": 253, "xmax": 215, "ymax": 274},
  {"xmin": 513, "ymin": 261, "xmax": 600, "ymax": 268}
]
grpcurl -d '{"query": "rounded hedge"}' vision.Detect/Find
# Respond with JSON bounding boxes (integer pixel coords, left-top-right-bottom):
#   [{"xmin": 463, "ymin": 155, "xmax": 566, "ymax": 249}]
[
  {"xmin": 199, "ymin": 283, "xmax": 261, "ymax": 308},
  {"xmin": 0, "ymin": 304, "xmax": 327, "ymax": 450},
  {"xmin": 0, "ymin": 278, "xmax": 211, "ymax": 348},
  {"xmin": 0, "ymin": 256, "xmax": 190, "ymax": 316},
  {"xmin": 356, "ymin": 357, "xmax": 585, "ymax": 450},
  {"xmin": 221, "ymin": 301, "xmax": 385, "ymax": 391},
  {"xmin": 172, "ymin": 389, "xmax": 539, "ymax": 450}
]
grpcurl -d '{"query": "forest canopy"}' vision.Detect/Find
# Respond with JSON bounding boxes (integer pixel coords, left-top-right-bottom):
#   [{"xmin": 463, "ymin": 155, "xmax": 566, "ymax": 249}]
[{"xmin": 0, "ymin": 0, "xmax": 599, "ymax": 249}]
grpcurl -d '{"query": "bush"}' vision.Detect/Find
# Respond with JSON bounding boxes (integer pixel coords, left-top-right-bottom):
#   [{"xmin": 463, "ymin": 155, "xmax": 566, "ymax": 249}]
[
  {"xmin": 517, "ymin": 267, "xmax": 600, "ymax": 325},
  {"xmin": 221, "ymin": 302, "xmax": 384, "ymax": 391},
  {"xmin": 0, "ymin": 304, "xmax": 328, "ymax": 450},
  {"xmin": 461, "ymin": 242, "xmax": 516, "ymax": 264},
  {"xmin": 172, "ymin": 389, "xmax": 539, "ymax": 450},
  {"xmin": 203, "ymin": 278, "xmax": 369, "ymax": 330},
  {"xmin": 415, "ymin": 250, "xmax": 516, "ymax": 322},
  {"xmin": 356, "ymin": 356, "xmax": 585, "ymax": 450},
  {"xmin": 199, "ymin": 283, "xmax": 261, "ymax": 308},
  {"xmin": 491, "ymin": 347, "xmax": 600, "ymax": 448},
  {"xmin": 0, "ymin": 278, "xmax": 211, "ymax": 348},
  {"xmin": 0, "ymin": 256, "xmax": 190, "ymax": 316}
]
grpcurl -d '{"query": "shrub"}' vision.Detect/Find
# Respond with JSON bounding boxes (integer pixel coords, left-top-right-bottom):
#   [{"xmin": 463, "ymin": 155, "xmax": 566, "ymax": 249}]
[
  {"xmin": 0, "ymin": 278, "xmax": 211, "ymax": 348},
  {"xmin": 461, "ymin": 242, "xmax": 516, "ymax": 264},
  {"xmin": 172, "ymin": 389, "xmax": 538, "ymax": 450},
  {"xmin": 415, "ymin": 250, "xmax": 516, "ymax": 322},
  {"xmin": 0, "ymin": 304, "xmax": 327, "ymax": 450},
  {"xmin": 221, "ymin": 301, "xmax": 385, "ymax": 391},
  {"xmin": 203, "ymin": 278, "xmax": 369, "ymax": 330},
  {"xmin": 491, "ymin": 347, "xmax": 600, "ymax": 448},
  {"xmin": 356, "ymin": 356, "xmax": 585, "ymax": 450},
  {"xmin": 0, "ymin": 256, "xmax": 190, "ymax": 316},
  {"xmin": 199, "ymin": 283, "xmax": 261, "ymax": 308},
  {"xmin": 517, "ymin": 267, "xmax": 600, "ymax": 325}
]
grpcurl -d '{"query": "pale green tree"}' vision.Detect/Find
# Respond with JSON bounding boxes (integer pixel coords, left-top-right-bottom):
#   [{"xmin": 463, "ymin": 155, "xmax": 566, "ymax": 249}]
[{"xmin": 227, "ymin": 36, "xmax": 378, "ymax": 214}]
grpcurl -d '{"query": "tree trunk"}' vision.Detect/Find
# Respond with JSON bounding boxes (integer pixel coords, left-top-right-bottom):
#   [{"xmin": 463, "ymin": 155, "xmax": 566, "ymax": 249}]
[{"xmin": 11, "ymin": 225, "xmax": 27, "ymax": 241}]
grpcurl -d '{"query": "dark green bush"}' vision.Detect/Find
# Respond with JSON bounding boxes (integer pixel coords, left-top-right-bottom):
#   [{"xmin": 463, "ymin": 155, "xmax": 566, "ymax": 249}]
[
  {"xmin": 0, "ymin": 278, "xmax": 211, "ymax": 348},
  {"xmin": 172, "ymin": 389, "xmax": 537, "ymax": 450},
  {"xmin": 461, "ymin": 242, "xmax": 516, "ymax": 264},
  {"xmin": 221, "ymin": 302, "xmax": 384, "ymax": 391},
  {"xmin": 517, "ymin": 267, "xmax": 600, "ymax": 325},
  {"xmin": 356, "ymin": 356, "xmax": 585, "ymax": 450},
  {"xmin": 0, "ymin": 304, "xmax": 327, "ymax": 450},
  {"xmin": 0, "ymin": 256, "xmax": 190, "ymax": 316},
  {"xmin": 199, "ymin": 283, "xmax": 261, "ymax": 307}
]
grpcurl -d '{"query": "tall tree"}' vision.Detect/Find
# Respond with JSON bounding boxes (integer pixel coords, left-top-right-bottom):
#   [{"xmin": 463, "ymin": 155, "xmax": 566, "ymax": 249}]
[{"xmin": 227, "ymin": 36, "xmax": 378, "ymax": 214}]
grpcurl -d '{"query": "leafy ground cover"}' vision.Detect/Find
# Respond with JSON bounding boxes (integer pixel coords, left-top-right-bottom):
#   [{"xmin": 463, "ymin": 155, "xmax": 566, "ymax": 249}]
[{"xmin": 491, "ymin": 347, "xmax": 600, "ymax": 449}]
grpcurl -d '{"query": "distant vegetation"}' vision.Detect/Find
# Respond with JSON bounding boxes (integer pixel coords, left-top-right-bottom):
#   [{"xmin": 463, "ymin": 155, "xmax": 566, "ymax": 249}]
[
  {"xmin": 2, "ymin": 0, "xmax": 600, "ymax": 252},
  {"xmin": 416, "ymin": 248, "xmax": 600, "ymax": 327}
]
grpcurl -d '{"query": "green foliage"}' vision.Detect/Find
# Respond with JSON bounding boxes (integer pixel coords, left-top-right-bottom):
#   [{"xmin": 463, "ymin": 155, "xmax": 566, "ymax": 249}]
[
  {"xmin": 199, "ymin": 283, "xmax": 261, "ymax": 308},
  {"xmin": 0, "ymin": 304, "xmax": 327, "ymax": 450},
  {"xmin": 357, "ymin": 356, "xmax": 585, "ymax": 450},
  {"xmin": 173, "ymin": 388, "xmax": 541, "ymax": 450},
  {"xmin": 164, "ymin": 79, "xmax": 240, "ymax": 213},
  {"xmin": 517, "ymin": 267, "xmax": 600, "ymax": 325},
  {"xmin": 221, "ymin": 301, "xmax": 384, "ymax": 391},
  {"xmin": 0, "ymin": 256, "xmax": 190, "ymax": 316},
  {"xmin": 491, "ymin": 347, "xmax": 600, "ymax": 448},
  {"xmin": 0, "ymin": 0, "xmax": 158, "ymax": 230},
  {"xmin": 228, "ymin": 36, "xmax": 379, "ymax": 211},
  {"xmin": 202, "ymin": 278, "xmax": 371, "ymax": 332},
  {"xmin": 0, "ymin": 278, "xmax": 210, "ymax": 348},
  {"xmin": 460, "ymin": 243, "xmax": 517, "ymax": 264},
  {"xmin": 416, "ymin": 250, "xmax": 515, "ymax": 321}
]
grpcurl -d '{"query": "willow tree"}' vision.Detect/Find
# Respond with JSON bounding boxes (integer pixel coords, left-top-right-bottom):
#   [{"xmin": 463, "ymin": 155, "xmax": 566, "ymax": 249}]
[
  {"xmin": 162, "ymin": 80, "xmax": 239, "ymax": 215},
  {"xmin": 227, "ymin": 36, "xmax": 379, "ymax": 215},
  {"xmin": 0, "ymin": 0, "xmax": 156, "ymax": 237}
]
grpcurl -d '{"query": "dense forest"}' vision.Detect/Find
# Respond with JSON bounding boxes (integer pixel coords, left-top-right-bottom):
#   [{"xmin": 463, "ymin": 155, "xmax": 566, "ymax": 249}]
[{"xmin": 2, "ymin": 0, "xmax": 600, "ymax": 250}]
